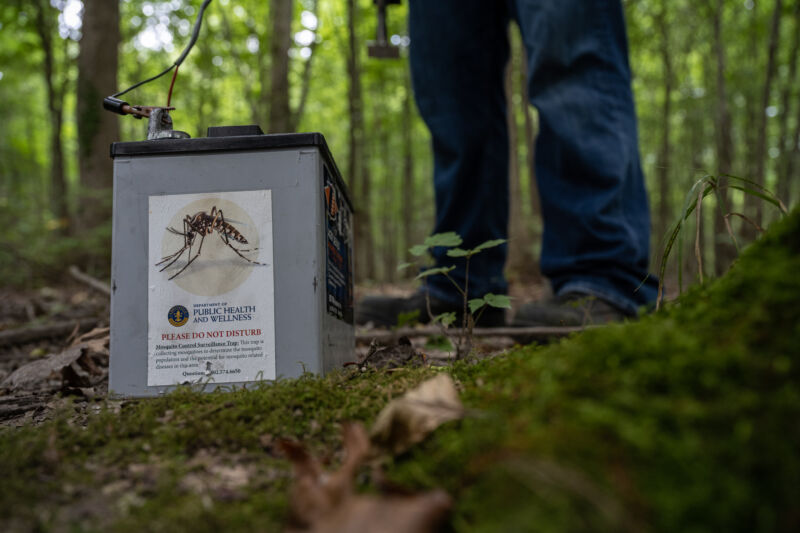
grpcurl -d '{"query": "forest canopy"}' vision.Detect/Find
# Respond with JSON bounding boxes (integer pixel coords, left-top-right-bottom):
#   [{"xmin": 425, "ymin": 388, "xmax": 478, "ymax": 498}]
[{"xmin": 0, "ymin": 0, "xmax": 797, "ymax": 286}]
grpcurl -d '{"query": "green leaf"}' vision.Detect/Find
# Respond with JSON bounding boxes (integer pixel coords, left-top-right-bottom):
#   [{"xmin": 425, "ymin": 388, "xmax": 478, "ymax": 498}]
[
  {"xmin": 423, "ymin": 232, "xmax": 463, "ymax": 248},
  {"xmin": 415, "ymin": 266, "xmax": 456, "ymax": 280},
  {"xmin": 447, "ymin": 239, "xmax": 507, "ymax": 258},
  {"xmin": 468, "ymin": 298, "xmax": 486, "ymax": 314},
  {"xmin": 397, "ymin": 310, "xmax": 420, "ymax": 328},
  {"xmin": 397, "ymin": 262, "xmax": 414, "ymax": 271},
  {"xmin": 434, "ymin": 312, "xmax": 457, "ymax": 327},
  {"xmin": 726, "ymin": 185, "xmax": 787, "ymax": 213},
  {"xmin": 483, "ymin": 293, "xmax": 512, "ymax": 309},
  {"xmin": 409, "ymin": 244, "xmax": 430, "ymax": 257},
  {"xmin": 446, "ymin": 248, "xmax": 470, "ymax": 257},
  {"xmin": 472, "ymin": 239, "xmax": 507, "ymax": 253}
]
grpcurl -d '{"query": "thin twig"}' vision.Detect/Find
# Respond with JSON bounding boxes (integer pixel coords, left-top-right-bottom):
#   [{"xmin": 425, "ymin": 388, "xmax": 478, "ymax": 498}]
[
  {"xmin": 725, "ymin": 212, "xmax": 765, "ymax": 234},
  {"xmin": 0, "ymin": 319, "xmax": 99, "ymax": 348},
  {"xmin": 714, "ymin": 184, "xmax": 741, "ymax": 252},
  {"xmin": 695, "ymin": 189, "xmax": 704, "ymax": 284},
  {"xmin": 68, "ymin": 266, "xmax": 111, "ymax": 296},
  {"xmin": 356, "ymin": 325, "xmax": 590, "ymax": 344},
  {"xmin": 423, "ymin": 285, "xmax": 451, "ymax": 343}
]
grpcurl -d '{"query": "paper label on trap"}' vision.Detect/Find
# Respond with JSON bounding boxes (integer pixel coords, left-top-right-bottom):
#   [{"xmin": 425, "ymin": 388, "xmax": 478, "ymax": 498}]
[{"xmin": 146, "ymin": 190, "xmax": 276, "ymax": 386}]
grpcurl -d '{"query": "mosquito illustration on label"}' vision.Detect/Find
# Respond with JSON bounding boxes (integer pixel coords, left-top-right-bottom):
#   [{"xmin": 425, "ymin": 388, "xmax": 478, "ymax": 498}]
[{"xmin": 156, "ymin": 206, "xmax": 264, "ymax": 280}]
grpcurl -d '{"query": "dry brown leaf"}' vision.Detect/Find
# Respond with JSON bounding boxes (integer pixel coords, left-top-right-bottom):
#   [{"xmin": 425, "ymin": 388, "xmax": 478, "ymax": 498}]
[
  {"xmin": 70, "ymin": 327, "xmax": 110, "ymax": 346},
  {"xmin": 0, "ymin": 340, "xmax": 109, "ymax": 392},
  {"xmin": 280, "ymin": 422, "xmax": 451, "ymax": 533},
  {"xmin": 369, "ymin": 374, "xmax": 464, "ymax": 455},
  {"xmin": 1, "ymin": 346, "xmax": 83, "ymax": 391},
  {"xmin": 289, "ymin": 490, "xmax": 452, "ymax": 533}
]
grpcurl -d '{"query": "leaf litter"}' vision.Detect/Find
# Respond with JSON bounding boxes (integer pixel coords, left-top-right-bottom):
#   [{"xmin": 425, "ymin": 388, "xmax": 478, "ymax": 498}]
[
  {"xmin": 279, "ymin": 421, "xmax": 452, "ymax": 533},
  {"xmin": 276, "ymin": 374, "xmax": 464, "ymax": 532}
]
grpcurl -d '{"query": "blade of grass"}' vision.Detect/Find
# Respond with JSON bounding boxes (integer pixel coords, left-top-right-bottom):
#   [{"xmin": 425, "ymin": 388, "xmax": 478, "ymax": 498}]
[
  {"xmin": 657, "ymin": 175, "xmax": 717, "ymax": 309},
  {"xmin": 695, "ymin": 189, "xmax": 704, "ymax": 284},
  {"xmin": 725, "ymin": 185, "xmax": 788, "ymax": 214},
  {"xmin": 722, "ymin": 174, "xmax": 789, "ymax": 214}
]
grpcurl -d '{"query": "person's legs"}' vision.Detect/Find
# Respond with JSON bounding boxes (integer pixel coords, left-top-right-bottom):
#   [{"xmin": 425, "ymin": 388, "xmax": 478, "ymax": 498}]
[
  {"xmin": 513, "ymin": 0, "xmax": 657, "ymax": 316},
  {"xmin": 407, "ymin": 0, "xmax": 511, "ymax": 304}
]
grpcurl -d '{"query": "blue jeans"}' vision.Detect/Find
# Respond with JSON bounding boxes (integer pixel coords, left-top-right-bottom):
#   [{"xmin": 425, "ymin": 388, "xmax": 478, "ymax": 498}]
[{"xmin": 409, "ymin": 0, "xmax": 657, "ymax": 315}]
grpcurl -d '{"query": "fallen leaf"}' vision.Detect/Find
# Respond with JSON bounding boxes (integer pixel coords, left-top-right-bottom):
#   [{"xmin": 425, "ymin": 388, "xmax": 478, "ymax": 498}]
[
  {"xmin": 70, "ymin": 327, "xmax": 110, "ymax": 346},
  {"xmin": 72, "ymin": 328, "xmax": 110, "ymax": 366},
  {"xmin": 2, "ymin": 346, "xmax": 80, "ymax": 391},
  {"xmin": 0, "ymin": 342, "xmax": 108, "ymax": 392},
  {"xmin": 280, "ymin": 422, "xmax": 451, "ymax": 533},
  {"xmin": 369, "ymin": 374, "xmax": 464, "ymax": 455}
]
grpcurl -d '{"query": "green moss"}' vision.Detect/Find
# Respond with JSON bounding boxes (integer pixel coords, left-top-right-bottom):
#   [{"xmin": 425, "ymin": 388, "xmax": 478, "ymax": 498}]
[{"xmin": 2, "ymin": 211, "xmax": 799, "ymax": 532}]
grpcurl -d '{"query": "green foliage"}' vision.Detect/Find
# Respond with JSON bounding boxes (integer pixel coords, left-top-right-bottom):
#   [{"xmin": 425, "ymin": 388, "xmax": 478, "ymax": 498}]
[
  {"xmin": 424, "ymin": 334, "xmax": 453, "ymax": 351},
  {"xmin": 468, "ymin": 293, "xmax": 512, "ymax": 314},
  {"xmin": 447, "ymin": 239, "xmax": 507, "ymax": 258},
  {"xmin": 414, "ymin": 265, "xmax": 455, "ymax": 280},
  {"xmin": 410, "ymin": 232, "xmax": 464, "ymax": 257},
  {"xmin": 388, "ymin": 208, "xmax": 800, "ymax": 531},
  {"xmin": 433, "ymin": 311, "xmax": 456, "ymax": 327},
  {"xmin": 2, "ymin": 0, "xmax": 799, "ymax": 285},
  {"xmin": 405, "ymin": 233, "xmax": 510, "ymax": 356},
  {"xmin": 395, "ymin": 309, "xmax": 420, "ymax": 328},
  {"xmin": 657, "ymin": 173, "xmax": 788, "ymax": 304}
]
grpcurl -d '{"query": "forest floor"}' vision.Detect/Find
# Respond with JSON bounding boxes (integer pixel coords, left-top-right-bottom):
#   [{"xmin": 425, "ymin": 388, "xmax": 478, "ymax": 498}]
[
  {"xmin": 0, "ymin": 273, "xmax": 557, "ymax": 430},
  {"xmin": 1, "ymin": 211, "xmax": 798, "ymax": 532}
]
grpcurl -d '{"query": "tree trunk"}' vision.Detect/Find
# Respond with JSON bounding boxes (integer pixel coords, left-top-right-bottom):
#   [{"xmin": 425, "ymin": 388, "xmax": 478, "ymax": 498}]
[
  {"xmin": 76, "ymin": 0, "xmax": 120, "ymax": 251},
  {"xmin": 220, "ymin": 8, "xmax": 260, "ymax": 125},
  {"xmin": 744, "ymin": 0, "xmax": 783, "ymax": 238},
  {"xmin": 380, "ymin": 154, "xmax": 395, "ymax": 282},
  {"xmin": 290, "ymin": 0, "xmax": 320, "ymax": 130},
  {"xmin": 268, "ymin": 0, "xmax": 292, "ymax": 133},
  {"xmin": 33, "ymin": 0, "xmax": 69, "ymax": 233},
  {"xmin": 689, "ymin": 102, "xmax": 707, "ymax": 283},
  {"xmin": 785, "ymin": 95, "xmax": 800, "ymax": 208},
  {"xmin": 710, "ymin": 0, "xmax": 736, "ymax": 275},
  {"xmin": 361, "ymin": 147, "xmax": 376, "ymax": 280},
  {"xmin": 777, "ymin": 3, "xmax": 800, "ymax": 207},
  {"xmin": 346, "ymin": 0, "xmax": 372, "ymax": 281},
  {"xmin": 401, "ymin": 69, "xmax": 415, "ymax": 273},
  {"xmin": 655, "ymin": 6, "xmax": 673, "ymax": 243}
]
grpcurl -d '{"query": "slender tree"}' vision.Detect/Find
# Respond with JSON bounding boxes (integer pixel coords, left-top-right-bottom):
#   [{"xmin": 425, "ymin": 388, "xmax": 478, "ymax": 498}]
[
  {"xmin": 744, "ymin": 0, "xmax": 783, "ymax": 236},
  {"xmin": 401, "ymin": 70, "xmax": 415, "ymax": 272},
  {"xmin": 654, "ymin": 5, "xmax": 674, "ymax": 242},
  {"xmin": 776, "ymin": 2, "xmax": 800, "ymax": 207},
  {"xmin": 345, "ymin": 0, "xmax": 373, "ymax": 280},
  {"xmin": 709, "ymin": 0, "xmax": 736, "ymax": 275},
  {"xmin": 290, "ymin": 0, "xmax": 320, "ymax": 130},
  {"xmin": 76, "ymin": 0, "xmax": 120, "ymax": 252},
  {"xmin": 32, "ymin": 0, "xmax": 69, "ymax": 232},
  {"xmin": 268, "ymin": 0, "xmax": 292, "ymax": 133},
  {"xmin": 784, "ymin": 93, "xmax": 800, "ymax": 208}
]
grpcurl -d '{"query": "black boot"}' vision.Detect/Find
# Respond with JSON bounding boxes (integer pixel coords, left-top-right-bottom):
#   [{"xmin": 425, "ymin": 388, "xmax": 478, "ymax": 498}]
[
  {"xmin": 511, "ymin": 292, "xmax": 631, "ymax": 328},
  {"xmin": 356, "ymin": 291, "xmax": 507, "ymax": 328}
]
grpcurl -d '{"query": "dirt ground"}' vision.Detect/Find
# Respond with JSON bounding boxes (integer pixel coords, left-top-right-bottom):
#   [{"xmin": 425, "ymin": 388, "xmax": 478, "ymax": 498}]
[
  {"xmin": 0, "ymin": 275, "xmax": 621, "ymax": 429},
  {"xmin": 0, "ymin": 284, "xmax": 112, "ymax": 428}
]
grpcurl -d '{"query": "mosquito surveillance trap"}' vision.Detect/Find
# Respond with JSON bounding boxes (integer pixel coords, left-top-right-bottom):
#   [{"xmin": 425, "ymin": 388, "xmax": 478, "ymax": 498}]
[{"xmin": 104, "ymin": 1, "xmax": 354, "ymax": 397}]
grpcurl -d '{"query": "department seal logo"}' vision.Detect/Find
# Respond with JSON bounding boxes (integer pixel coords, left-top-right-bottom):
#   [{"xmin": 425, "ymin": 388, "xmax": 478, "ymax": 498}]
[{"xmin": 168, "ymin": 305, "xmax": 190, "ymax": 327}]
